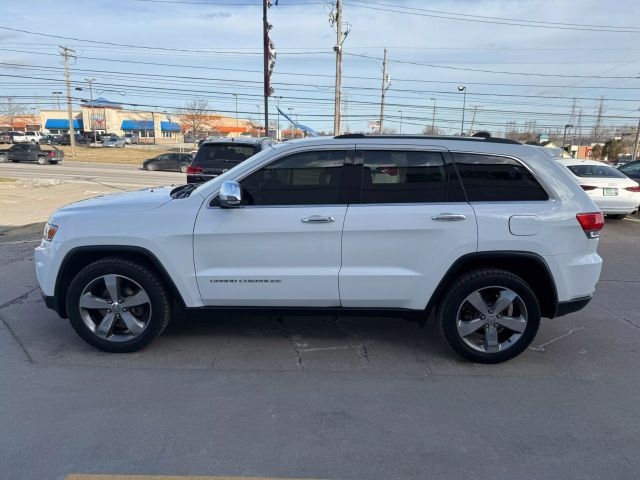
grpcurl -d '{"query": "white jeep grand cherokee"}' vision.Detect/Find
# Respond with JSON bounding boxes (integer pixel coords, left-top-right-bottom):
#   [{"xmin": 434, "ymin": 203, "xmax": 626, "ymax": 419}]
[{"xmin": 35, "ymin": 135, "xmax": 604, "ymax": 363}]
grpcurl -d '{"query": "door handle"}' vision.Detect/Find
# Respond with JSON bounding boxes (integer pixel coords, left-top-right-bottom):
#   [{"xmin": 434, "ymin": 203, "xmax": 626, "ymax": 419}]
[
  {"xmin": 301, "ymin": 215, "xmax": 336, "ymax": 223},
  {"xmin": 432, "ymin": 213, "xmax": 467, "ymax": 221}
]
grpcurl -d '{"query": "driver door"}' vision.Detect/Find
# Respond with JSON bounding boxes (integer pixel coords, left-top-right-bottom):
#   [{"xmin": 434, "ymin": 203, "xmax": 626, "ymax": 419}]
[{"xmin": 193, "ymin": 148, "xmax": 354, "ymax": 307}]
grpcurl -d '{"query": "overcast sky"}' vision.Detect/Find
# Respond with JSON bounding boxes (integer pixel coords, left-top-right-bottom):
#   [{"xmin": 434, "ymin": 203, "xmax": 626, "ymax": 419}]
[{"xmin": 1, "ymin": 0, "xmax": 639, "ymax": 134}]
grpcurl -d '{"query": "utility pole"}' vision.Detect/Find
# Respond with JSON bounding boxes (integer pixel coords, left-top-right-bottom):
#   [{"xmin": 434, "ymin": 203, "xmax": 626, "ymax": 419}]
[
  {"xmin": 469, "ymin": 105, "xmax": 480, "ymax": 135},
  {"xmin": 332, "ymin": 0, "xmax": 343, "ymax": 136},
  {"xmin": 633, "ymin": 116, "xmax": 640, "ymax": 161},
  {"xmin": 232, "ymin": 93, "xmax": 239, "ymax": 131},
  {"xmin": 430, "ymin": 97, "xmax": 436, "ymax": 133},
  {"xmin": 593, "ymin": 97, "xmax": 605, "ymax": 144},
  {"xmin": 378, "ymin": 48, "xmax": 390, "ymax": 134},
  {"xmin": 577, "ymin": 109, "xmax": 583, "ymax": 158},
  {"xmin": 399, "ymin": 110, "xmax": 403, "ymax": 134},
  {"xmin": 85, "ymin": 78, "xmax": 96, "ymax": 143},
  {"xmin": 59, "ymin": 46, "xmax": 76, "ymax": 158},
  {"xmin": 262, "ymin": 0, "xmax": 269, "ymax": 137},
  {"xmin": 52, "ymin": 91, "xmax": 62, "ymax": 110}
]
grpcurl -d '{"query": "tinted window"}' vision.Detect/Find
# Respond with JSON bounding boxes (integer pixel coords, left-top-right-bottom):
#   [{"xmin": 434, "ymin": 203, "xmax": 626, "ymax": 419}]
[
  {"xmin": 196, "ymin": 143, "xmax": 258, "ymax": 167},
  {"xmin": 454, "ymin": 153, "xmax": 548, "ymax": 201},
  {"xmin": 361, "ymin": 150, "xmax": 448, "ymax": 203},
  {"xmin": 240, "ymin": 150, "xmax": 345, "ymax": 205},
  {"xmin": 620, "ymin": 162, "xmax": 640, "ymax": 174},
  {"xmin": 567, "ymin": 164, "xmax": 627, "ymax": 178}
]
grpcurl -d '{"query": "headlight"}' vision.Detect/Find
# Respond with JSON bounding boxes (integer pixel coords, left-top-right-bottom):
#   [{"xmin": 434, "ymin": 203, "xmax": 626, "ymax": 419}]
[{"xmin": 44, "ymin": 223, "xmax": 58, "ymax": 241}]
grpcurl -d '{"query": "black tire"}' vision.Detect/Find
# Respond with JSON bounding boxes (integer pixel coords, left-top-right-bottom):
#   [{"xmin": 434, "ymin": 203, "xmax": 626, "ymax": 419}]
[
  {"xmin": 606, "ymin": 214, "xmax": 626, "ymax": 220},
  {"xmin": 66, "ymin": 257, "xmax": 172, "ymax": 353},
  {"xmin": 438, "ymin": 269, "xmax": 541, "ymax": 364},
  {"xmin": 37, "ymin": 156, "xmax": 47, "ymax": 165},
  {"xmin": 180, "ymin": 164, "xmax": 188, "ymax": 173},
  {"xmin": 0, "ymin": 153, "xmax": 7, "ymax": 163},
  {"xmin": 49, "ymin": 161, "xmax": 58, "ymax": 165}
]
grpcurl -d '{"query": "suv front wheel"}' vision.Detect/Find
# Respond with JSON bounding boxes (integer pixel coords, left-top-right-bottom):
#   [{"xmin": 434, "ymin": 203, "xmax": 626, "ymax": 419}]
[
  {"xmin": 66, "ymin": 257, "xmax": 172, "ymax": 352},
  {"xmin": 439, "ymin": 269, "xmax": 541, "ymax": 364}
]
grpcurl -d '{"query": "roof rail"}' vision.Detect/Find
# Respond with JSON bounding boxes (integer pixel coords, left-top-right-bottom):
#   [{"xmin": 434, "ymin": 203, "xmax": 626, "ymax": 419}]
[{"xmin": 334, "ymin": 133, "xmax": 521, "ymax": 145}]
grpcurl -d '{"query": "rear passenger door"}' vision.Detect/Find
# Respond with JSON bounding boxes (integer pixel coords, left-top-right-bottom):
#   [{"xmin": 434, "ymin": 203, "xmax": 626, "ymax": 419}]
[
  {"xmin": 452, "ymin": 153, "xmax": 566, "ymax": 255},
  {"xmin": 340, "ymin": 147, "xmax": 477, "ymax": 310}
]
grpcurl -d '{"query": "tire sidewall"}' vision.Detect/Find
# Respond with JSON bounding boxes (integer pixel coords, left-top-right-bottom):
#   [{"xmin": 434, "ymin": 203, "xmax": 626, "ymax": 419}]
[
  {"xmin": 440, "ymin": 270, "xmax": 541, "ymax": 364},
  {"xmin": 66, "ymin": 259, "xmax": 170, "ymax": 352},
  {"xmin": 0, "ymin": 154, "xmax": 7, "ymax": 163}
]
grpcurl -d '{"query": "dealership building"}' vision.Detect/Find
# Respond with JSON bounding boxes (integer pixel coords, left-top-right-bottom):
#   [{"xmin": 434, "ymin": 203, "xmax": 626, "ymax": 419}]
[{"xmin": 37, "ymin": 98, "xmax": 254, "ymax": 143}]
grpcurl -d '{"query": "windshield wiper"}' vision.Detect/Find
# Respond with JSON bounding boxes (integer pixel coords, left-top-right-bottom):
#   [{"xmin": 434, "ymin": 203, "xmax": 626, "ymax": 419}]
[{"xmin": 170, "ymin": 183, "xmax": 199, "ymax": 199}]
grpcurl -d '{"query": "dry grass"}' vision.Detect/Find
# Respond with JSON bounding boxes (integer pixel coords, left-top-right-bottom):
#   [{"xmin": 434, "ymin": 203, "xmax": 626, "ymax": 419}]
[
  {"xmin": 0, "ymin": 177, "xmax": 16, "ymax": 183},
  {"xmin": 0, "ymin": 144, "xmax": 193, "ymax": 165}
]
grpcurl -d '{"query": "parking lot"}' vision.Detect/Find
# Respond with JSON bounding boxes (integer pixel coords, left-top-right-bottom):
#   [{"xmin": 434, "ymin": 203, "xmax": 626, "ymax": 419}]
[{"xmin": 1, "ymin": 198, "xmax": 639, "ymax": 478}]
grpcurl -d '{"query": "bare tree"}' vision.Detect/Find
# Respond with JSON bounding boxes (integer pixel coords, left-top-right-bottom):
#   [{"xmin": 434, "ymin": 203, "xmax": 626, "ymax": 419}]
[
  {"xmin": 178, "ymin": 98, "xmax": 209, "ymax": 138},
  {"xmin": 422, "ymin": 126, "xmax": 443, "ymax": 135},
  {"xmin": 0, "ymin": 97, "xmax": 23, "ymax": 130}
]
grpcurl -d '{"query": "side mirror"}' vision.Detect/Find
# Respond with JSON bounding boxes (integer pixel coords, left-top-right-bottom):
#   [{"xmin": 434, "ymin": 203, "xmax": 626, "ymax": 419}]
[{"xmin": 218, "ymin": 181, "xmax": 242, "ymax": 208}]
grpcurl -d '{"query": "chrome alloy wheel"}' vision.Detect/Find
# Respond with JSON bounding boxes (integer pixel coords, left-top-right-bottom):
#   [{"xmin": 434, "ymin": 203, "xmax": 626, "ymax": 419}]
[
  {"xmin": 79, "ymin": 274, "xmax": 152, "ymax": 342},
  {"xmin": 456, "ymin": 286, "xmax": 528, "ymax": 354}
]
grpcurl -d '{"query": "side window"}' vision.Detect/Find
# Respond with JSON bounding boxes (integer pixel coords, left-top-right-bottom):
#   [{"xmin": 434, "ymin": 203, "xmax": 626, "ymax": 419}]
[
  {"xmin": 453, "ymin": 153, "xmax": 549, "ymax": 202},
  {"xmin": 621, "ymin": 163, "xmax": 640, "ymax": 174},
  {"xmin": 240, "ymin": 150, "xmax": 345, "ymax": 206},
  {"xmin": 361, "ymin": 150, "xmax": 448, "ymax": 203}
]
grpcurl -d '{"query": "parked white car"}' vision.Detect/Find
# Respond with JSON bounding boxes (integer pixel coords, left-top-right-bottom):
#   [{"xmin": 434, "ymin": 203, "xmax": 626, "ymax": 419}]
[
  {"xmin": 36, "ymin": 134, "xmax": 604, "ymax": 363},
  {"xmin": 12, "ymin": 131, "xmax": 42, "ymax": 144},
  {"xmin": 558, "ymin": 159, "xmax": 640, "ymax": 219}
]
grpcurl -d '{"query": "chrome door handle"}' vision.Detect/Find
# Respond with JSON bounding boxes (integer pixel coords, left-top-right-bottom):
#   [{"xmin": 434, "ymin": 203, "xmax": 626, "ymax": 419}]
[
  {"xmin": 301, "ymin": 215, "xmax": 336, "ymax": 223},
  {"xmin": 432, "ymin": 213, "xmax": 467, "ymax": 221}
]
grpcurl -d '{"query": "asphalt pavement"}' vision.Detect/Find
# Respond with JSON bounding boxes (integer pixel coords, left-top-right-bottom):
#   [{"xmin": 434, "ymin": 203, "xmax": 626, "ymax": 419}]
[{"xmin": 1, "ymin": 214, "xmax": 639, "ymax": 479}]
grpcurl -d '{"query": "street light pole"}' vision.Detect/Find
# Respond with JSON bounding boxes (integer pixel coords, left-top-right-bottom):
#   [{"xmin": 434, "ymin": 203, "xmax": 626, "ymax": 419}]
[
  {"xmin": 563, "ymin": 124, "xmax": 573, "ymax": 158},
  {"xmin": 458, "ymin": 85, "xmax": 466, "ymax": 136}
]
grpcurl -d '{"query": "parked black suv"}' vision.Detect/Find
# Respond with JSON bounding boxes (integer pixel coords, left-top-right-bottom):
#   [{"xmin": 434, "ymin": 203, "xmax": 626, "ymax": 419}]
[{"xmin": 187, "ymin": 137, "xmax": 272, "ymax": 183}]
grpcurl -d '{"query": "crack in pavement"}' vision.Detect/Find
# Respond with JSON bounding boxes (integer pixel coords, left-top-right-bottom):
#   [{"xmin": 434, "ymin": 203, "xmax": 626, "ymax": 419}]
[
  {"xmin": 330, "ymin": 316, "xmax": 371, "ymax": 364},
  {"xmin": 0, "ymin": 310, "xmax": 33, "ymax": 363},
  {"xmin": 0, "ymin": 286, "xmax": 40, "ymax": 310},
  {"xmin": 593, "ymin": 300, "xmax": 640, "ymax": 331},
  {"xmin": 275, "ymin": 316, "xmax": 303, "ymax": 371}
]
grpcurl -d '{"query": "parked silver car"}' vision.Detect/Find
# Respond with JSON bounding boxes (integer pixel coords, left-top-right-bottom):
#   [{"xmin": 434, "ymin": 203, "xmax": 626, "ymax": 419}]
[{"xmin": 102, "ymin": 134, "xmax": 126, "ymax": 148}]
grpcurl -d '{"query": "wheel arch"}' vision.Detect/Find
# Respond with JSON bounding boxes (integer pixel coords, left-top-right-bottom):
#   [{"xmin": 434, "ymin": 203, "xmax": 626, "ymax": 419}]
[
  {"xmin": 426, "ymin": 251, "xmax": 559, "ymax": 320},
  {"xmin": 54, "ymin": 246, "xmax": 186, "ymax": 318}
]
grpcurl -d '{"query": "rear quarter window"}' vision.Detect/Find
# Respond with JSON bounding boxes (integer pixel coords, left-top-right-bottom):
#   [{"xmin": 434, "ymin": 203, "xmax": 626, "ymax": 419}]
[{"xmin": 453, "ymin": 153, "xmax": 549, "ymax": 202}]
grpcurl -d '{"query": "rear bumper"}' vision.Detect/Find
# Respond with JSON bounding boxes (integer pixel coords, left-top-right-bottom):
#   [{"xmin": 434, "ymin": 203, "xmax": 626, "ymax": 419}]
[{"xmin": 555, "ymin": 295, "xmax": 592, "ymax": 317}]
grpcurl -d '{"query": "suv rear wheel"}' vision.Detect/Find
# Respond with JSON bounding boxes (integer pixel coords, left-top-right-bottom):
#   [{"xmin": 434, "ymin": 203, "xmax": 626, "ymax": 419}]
[
  {"xmin": 439, "ymin": 269, "xmax": 540, "ymax": 364},
  {"xmin": 66, "ymin": 257, "xmax": 171, "ymax": 352}
]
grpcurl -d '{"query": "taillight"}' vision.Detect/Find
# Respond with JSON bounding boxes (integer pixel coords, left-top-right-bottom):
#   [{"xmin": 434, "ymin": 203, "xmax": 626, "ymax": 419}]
[
  {"xmin": 580, "ymin": 185, "xmax": 597, "ymax": 191},
  {"xmin": 49, "ymin": 150, "xmax": 54, "ymax": 157},
  {"xmin": 186, "ymin": 165, "xmax": 203, "ymax": 175},
  {"xmin": 576, "ymin": 212, "xmax": 605, "ymax": 239},
  {"xmin": 624, "ymin": 185, "xmax": 640, "ymax": 193}
]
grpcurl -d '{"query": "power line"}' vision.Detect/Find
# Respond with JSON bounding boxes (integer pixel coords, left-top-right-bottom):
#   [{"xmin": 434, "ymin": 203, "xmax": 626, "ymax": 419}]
[
  {"xmin": 344, "ymin": 0, "xmax": 640, "ymax": 34},
  {"xmin": 345, "ymin": 52, "xmax": 640, "ymax": 79}
]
